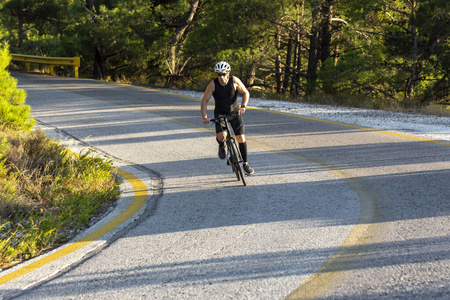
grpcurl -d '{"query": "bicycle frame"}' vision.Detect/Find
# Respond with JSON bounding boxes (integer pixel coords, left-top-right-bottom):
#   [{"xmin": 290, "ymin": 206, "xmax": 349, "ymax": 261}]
[{"xmin": 210, "ymin": 113, "xmax": 246, "ymax": 186}]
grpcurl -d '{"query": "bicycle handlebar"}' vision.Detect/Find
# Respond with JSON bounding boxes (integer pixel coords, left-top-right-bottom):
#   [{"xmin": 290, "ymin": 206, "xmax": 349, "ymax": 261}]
[{"xmin": 209, "ymin": 112, "xmax": 238, "ymax": 124}]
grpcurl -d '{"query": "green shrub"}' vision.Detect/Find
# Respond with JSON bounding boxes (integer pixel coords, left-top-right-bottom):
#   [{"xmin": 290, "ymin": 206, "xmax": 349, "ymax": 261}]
[
  {"xmin": 0, "ymin": 43, "xmax": 34, "ymax": 132},
  {"xmin": 0, "ymin": 129, "xmax": 120, "ymax": 269}
]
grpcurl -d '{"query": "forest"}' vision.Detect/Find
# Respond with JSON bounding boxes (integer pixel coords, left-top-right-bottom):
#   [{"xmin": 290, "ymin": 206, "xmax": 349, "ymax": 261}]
[{"xmin": 1, "ymin": 0, "xmax": 449, "ymax": 108}]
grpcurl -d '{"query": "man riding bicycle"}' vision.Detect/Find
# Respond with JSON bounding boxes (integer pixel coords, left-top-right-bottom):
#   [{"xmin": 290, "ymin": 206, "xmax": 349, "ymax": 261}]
[{"xmin": 201, "ymin": 61, "xmax": 254, "ymax": 175}]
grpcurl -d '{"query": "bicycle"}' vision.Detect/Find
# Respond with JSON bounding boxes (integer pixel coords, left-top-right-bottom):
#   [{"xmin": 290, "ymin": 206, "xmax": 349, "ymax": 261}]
[{"xmin": 209, "ymin": 113, "xmax": 247, "ymax": 186}]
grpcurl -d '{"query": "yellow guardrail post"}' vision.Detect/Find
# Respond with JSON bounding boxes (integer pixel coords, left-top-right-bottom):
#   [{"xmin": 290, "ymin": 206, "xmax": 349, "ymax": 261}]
[
  {"xmin": 10, "ymin": 54, "xmax": 81, "ymax": 78},
  {"xmin": 74, "ymin": 56, "xmax": 80, "ymax": 78}
]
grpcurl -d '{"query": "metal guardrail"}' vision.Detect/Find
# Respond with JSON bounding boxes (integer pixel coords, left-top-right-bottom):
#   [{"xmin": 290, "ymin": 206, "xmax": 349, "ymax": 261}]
[{"xmin": 10, "ymin": 54, "xmax": 81, "ymax": 78}]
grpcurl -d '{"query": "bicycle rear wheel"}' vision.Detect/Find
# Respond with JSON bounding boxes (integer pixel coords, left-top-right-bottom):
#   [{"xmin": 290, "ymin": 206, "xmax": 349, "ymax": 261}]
[{"xmin": 228, "ymin": 139, "xmax": 246, "ymax": 186}]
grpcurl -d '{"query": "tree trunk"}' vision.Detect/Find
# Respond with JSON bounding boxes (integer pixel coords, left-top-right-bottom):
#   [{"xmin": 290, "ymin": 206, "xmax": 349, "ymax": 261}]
[
  {"xmin": 246, "ymin": 64, "xmax": 256, "ymax": 86},
  {"xmin": 405, "ymin": 1, "xmax": 418, "ymax": 100},
  {"xmin": 291, "ymin": 39, "xmax": 299, "ymax": 97},
  {"xmin": 282, "ymin": 38, "xmax": 293, "ymax": 93},
  {"xmin": 18, "ymin": 13, "xmax": 24, "ymax": 49},
  {"xmin": 86, "ymin": 0, "xmax": 107, "ymax": 79},
  {"xmin": 168, "ymin": 0, "xmax": 200, "ymax": 84},
  {"xmin": 334, "ymin": 25, "xmax": 341, "ymax": 66},
  {"xmin": 275, "ymin": 28, "xmax": 282, "ymax": 93},
  {"xmin": 293, "ymin": 0, "xmax": 305, "ymax": 97},
  {"xmin": 319, "ymin": 0, "xmax": 333, "ymax": 63},
  {"xmin": 405, "ymin": 26, "xmax": 418, "ymax": 100},
  {"xmin": 94, "ymin": 45, "xmax": 107, "ymax": 80},
  {"xmin": 306, "ymin": 0, "xmax": 321, "ymax": 96}
]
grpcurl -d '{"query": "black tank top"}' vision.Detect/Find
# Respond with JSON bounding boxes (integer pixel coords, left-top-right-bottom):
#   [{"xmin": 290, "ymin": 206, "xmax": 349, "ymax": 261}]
[{"xmin": 213, "ymin": 76, "xmax": 238, "ymax": 115}]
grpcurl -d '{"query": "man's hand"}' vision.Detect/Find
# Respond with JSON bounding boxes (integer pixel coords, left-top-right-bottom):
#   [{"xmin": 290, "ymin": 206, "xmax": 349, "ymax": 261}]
[
  {"xmin": 202, "ymin": 117, "xmax": 210, "ymax": 124},
  {"xmin": 238, "ymin": 107, "xmax": 246, "ymax": 115}
]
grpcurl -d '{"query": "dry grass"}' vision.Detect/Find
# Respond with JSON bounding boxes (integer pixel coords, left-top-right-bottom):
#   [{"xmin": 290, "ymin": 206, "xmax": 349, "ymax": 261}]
[{"xmin": 0, "ymin": 128, "xmax": 120, "ymax": 269}]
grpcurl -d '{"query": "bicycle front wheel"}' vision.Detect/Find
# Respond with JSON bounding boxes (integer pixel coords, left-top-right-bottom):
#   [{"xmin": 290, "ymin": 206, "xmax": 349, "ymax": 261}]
[{"xmin": 228, "ymin": 139, "xmax": 246, "ymax": 186}]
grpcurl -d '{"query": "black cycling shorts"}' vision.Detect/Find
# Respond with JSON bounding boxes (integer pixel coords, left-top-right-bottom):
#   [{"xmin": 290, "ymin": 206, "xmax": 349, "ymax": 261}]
[{"xmin": 215, "ymin": 113, "xmax": 245, "ymax": 136}]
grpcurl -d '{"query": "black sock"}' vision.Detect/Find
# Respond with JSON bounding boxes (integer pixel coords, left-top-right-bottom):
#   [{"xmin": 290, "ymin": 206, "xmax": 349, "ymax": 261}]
[{"xmin": 239, "ymin": 142, "xmax": 248, "ymax": 163}]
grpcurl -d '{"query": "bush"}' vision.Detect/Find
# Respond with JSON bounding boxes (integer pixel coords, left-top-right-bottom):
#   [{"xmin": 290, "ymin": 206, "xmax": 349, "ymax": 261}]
[
  {"xmin": 0, "ymin": 43, "xmax": 34, "ymax": 131},
  {"xmin": 0, "ymin": 129, "xmax": 120, "ymax": 268}
]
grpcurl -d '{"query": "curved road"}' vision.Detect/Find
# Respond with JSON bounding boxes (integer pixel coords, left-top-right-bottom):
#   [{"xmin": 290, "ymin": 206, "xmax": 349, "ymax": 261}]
[{"xmin": 1, "ymin": 73, "xmax": 449, "ymax": 299}]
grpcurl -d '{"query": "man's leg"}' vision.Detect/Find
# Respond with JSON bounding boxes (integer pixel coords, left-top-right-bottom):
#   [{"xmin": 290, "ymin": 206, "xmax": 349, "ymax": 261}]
[
  {"xmin": 236, "ymin": 134, "xmax": 254, "ymax": 175},
  {"xmin": 232, "ymin": 116, "xmax": 254, "ymax": 175},
  {"xmin": 217, "ymin": 132, "xmax": 226, "ymax": 159},
  {"xmin": 236, "ymin": 134, "xmax": 248, "ymax": 162}
]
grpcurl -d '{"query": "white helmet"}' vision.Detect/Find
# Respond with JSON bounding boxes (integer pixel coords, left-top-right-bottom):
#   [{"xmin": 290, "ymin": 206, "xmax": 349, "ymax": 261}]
[{"xmin": 214, "ymin": 61, "xmax": 231, "ymax": 73}]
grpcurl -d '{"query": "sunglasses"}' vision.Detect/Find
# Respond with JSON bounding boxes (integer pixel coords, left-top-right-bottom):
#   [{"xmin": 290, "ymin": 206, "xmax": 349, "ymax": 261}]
[{"xmin": 217, "ymin": 73, "xmax": 227, "ymax": 77}]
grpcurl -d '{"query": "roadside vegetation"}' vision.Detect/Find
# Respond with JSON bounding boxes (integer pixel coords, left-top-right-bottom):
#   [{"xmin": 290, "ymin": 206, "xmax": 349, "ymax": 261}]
[{"xmin": 0, "ymin": 45, "xmax": 120, "ymax": 269}]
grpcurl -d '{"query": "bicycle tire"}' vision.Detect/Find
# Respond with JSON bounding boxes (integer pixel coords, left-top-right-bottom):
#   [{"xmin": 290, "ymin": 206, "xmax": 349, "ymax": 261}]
[
  {"xmin": 229, "ymin": 139, "xmax": 246, "ymax": 186},
  {"xmin": 226, "ymin": 140, "xmax": 239, "ymax": 180},
  {"xmin": 231, "ymin": 149, "xmax": 241, "ymax": 181}
]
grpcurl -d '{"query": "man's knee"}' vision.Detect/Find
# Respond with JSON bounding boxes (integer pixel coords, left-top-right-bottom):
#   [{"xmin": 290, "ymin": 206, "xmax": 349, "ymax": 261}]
[
  {"xmin": 236, "ymin": 134, "xmax": 245, "ymax": 143},
  {"xmin": 217, "ymin": 132, "xmax": 226, "ymax": 142}
]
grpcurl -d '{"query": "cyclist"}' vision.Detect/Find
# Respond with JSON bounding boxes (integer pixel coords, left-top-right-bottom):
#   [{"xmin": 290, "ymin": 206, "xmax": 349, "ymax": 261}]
[{"xmin": 201, "ymin": 61, "xmax": 254, "ymax": 175}]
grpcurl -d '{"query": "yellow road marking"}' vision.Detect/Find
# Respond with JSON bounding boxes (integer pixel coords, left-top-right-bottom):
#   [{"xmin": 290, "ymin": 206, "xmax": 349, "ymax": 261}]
[
  {"xmin": 285, "ymin": 169, "xmax": 380, "ymax": 299},
  {"xmin": 0, "ymin": 168, "xmax": 149, "ymax": 285},
  {"xmin": 245, "ymin": 139, "xmax": 381, "ymax": 299}
]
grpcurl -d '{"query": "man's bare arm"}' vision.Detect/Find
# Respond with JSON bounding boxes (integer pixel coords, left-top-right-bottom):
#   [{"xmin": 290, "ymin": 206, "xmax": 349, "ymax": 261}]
[
  {"xmin": 234, "ymin": 76, "xmax": 250, "ymax": 107},
  {"xmin": 201, "ymin": 81, "xmax": 215, "ymax": 123}
]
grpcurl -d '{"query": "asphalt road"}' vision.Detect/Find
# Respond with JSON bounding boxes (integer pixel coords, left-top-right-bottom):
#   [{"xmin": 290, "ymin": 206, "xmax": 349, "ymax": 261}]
[{"xmin": 1, "ymin": 73, "xmax": 449, "ymax": 299}]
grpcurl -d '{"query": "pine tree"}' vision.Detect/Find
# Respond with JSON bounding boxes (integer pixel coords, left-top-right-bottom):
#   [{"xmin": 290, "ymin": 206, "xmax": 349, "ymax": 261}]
[{"xmin": 0, "ymin": 43, "xmax": 34, "ymax": 132}]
